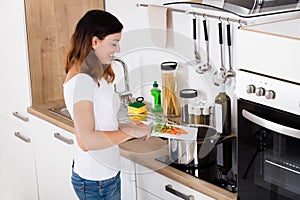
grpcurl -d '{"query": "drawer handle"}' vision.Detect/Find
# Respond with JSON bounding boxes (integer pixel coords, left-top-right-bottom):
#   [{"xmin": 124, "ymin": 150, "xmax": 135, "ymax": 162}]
[
  {"xmin": 14, "ymin": 132, "xmax": 31, "ymax": 143},
  {"xmin": 13, "ymin": 111, "xmax": 29, "ymax": 122},
  {"xmin": 165, "ymin": 184, "xmax": 194, "ymax": 200},
  {"xmin": 54, "ymin": 133, "xmax": 74, "ymax": 145}
]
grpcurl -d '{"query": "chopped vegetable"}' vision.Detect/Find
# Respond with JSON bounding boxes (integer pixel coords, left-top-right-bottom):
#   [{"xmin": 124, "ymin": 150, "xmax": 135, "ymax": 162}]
[{"xmin": 154, "ymin": 123, "xmax": 187, "ymax": 135}]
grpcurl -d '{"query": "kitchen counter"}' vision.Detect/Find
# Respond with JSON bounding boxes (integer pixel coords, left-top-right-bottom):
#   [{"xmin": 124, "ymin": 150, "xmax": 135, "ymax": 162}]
[{"xmin": 28, "ymin": 103, "xmax": 237, "ymax": 200}]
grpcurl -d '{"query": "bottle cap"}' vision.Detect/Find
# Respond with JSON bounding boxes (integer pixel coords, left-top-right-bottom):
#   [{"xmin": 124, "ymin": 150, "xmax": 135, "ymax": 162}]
[
  {"xmin": 220, "ymin": 84, "xmax": 226, "ymax": 92},
  {"xmin": 153, "ymin": 81, "xmax": 158, "ymax": 87},
  {"xmin": 180, "ymin": 89, "xmax": 197, "ymax": 98}
]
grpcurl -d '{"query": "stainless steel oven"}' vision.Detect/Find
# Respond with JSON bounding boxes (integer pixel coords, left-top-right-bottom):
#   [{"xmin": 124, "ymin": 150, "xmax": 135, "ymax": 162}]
[{"xmin": 236, "ymin": 70, "xmax": 300, "ymax": 200}]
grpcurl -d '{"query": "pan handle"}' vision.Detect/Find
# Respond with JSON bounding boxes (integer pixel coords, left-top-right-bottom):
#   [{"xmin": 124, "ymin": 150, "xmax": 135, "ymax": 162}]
[
  {"xmin": 203, "ymin": 19, "xmax": 208, "ymax": 41},
  {"xmin": 218, "ymin": 22, "xmax": 223, "ymax": 45}
]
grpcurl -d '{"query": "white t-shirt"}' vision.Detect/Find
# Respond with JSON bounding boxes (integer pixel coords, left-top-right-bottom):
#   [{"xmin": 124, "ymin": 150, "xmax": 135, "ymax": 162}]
[{"xmin": 63, "ymin": 73, "xmax": 121, "ymax": 181}]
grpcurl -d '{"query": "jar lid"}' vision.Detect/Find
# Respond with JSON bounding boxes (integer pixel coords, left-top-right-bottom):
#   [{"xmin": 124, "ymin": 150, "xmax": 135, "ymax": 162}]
[
  {"xmin": 193, "ymin": 106, "xmax": 201, "ymax": 115},
  {"xmin": 202, "ymin": 106, "xmax": 210, "ymax": 115},
  {"xmin": 161, "ymin": 61, "xmax": 177, "ymax": 71},
  {"xmin": 180, "ymin": 89, "xmax": 197, "ymax": 98}
]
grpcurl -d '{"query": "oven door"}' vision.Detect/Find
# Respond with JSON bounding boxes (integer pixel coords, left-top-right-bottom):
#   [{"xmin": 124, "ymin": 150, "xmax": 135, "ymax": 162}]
[{"xmin": 238, "ymin": 99, "xmax": 300, "ymax": 200}]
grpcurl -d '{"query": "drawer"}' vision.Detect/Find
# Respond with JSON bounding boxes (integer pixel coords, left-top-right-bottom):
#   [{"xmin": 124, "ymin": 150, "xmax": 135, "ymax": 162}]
[
  {"xmin": 136, "ymin": 164, "xmax": 215, "ymax": 200},
  {"xmin": 137, "ymin": 187, "xmax": 161, "ymax": 200}
]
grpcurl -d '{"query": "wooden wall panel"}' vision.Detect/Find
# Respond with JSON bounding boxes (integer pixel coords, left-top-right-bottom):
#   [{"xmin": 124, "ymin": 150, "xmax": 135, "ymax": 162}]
[{"xmin": 24, "ymin": 0, "xmax": 104, "ymax": 105}]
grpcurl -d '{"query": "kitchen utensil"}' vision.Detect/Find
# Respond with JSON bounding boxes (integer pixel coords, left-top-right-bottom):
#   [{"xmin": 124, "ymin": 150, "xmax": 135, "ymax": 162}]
[
  {"xmin": 192, "ymin": 17, "xmax": 202, "ymax": 65},
  {"xmin": 168, "ymin": 139, "xmax": 196, "ymax": 164},
  {"xmin": 225, "ymin": 22, "xmax": 235, "ymax": 78},
  {"xmin": 196, "ymin": 19, "xmax": 211, "ymax": 73},
  {"xmin": 167, "ymin": 124, "xmax": 220, "ymax": 165},
  {"xmin": 188, "ymin": 16, "xmax": 206, "ymax": 73},
  {"xmin": 212, "ymin": 22, "xmax": 227, "ymax": 86}
]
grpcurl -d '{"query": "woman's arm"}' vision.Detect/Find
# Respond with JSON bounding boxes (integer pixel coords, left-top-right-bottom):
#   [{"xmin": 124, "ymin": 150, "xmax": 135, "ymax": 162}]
[{"xmin": 73, "ymin": 100, "xmax": 150, "ymax": 151}]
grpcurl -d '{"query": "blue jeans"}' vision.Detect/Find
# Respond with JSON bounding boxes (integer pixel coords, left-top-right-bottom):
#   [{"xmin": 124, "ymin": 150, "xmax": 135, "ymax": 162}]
[{"xmin": 71, "ymin": 169, "xmax": 121, "ymax": 200}]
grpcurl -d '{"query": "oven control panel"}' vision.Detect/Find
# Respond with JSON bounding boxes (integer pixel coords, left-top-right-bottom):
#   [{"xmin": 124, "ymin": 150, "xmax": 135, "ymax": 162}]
[
  {"xmin": 236, "ymin": 70, "xmax": 300, "ymax": 116},
  {"xmin": 246, "ymin": 84, "xmax": 276, "ymax": 99}
]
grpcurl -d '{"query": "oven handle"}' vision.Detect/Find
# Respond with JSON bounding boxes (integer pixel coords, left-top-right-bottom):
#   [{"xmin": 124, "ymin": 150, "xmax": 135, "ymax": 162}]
[
  {"xmin": 265, "ymin": 160, "xmax": 300, "ymax": 175},
  {"xmin": 242, "ymin": 109, "xmax": 300, "ymax": 139}
]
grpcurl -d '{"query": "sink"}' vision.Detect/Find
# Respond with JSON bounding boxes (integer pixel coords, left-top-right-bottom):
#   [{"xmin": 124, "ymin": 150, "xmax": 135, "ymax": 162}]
[
  {"xmin": 48, "ymin": 105, "xmax": 128, "ymax": 123},
  {"xmin": 47, "ymin": 104, "xmax": 154, "ymax": 124},
  {"xmin": 47, "ymin": 106, "xmax": 73, "ymax": 122}
]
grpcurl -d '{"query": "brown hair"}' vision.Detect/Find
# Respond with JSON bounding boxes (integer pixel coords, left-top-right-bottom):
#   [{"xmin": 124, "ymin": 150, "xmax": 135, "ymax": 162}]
[{"xmin": 64, "ymin": 10, "xmax": 123, "ymax": 83}]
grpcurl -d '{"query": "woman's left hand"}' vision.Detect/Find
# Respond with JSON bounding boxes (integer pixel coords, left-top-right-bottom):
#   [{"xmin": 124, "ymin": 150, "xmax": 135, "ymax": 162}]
[{"xmin": 119, "ymin": 120, "xmax": 152, "ymax": 140}]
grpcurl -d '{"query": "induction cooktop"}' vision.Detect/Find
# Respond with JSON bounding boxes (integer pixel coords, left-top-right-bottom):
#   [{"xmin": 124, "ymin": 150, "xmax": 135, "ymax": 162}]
[{"xmin": 156, "ymin": 155, "xmax": 237, "ymax": 193}]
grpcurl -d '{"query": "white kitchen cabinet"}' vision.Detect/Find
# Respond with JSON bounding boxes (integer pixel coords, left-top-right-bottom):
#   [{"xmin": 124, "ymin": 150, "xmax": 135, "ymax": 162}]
[
  {"xmin": 0, "ymin": 117, "xmax": 38, "ymax": 200},
  {"xmin": 121, "ymin": 157, "xmax": 137, "ymax": 200},
  {"xmin": 136, "ymin": 164, "xmax": 215, "ymax": 200},
  {"xmin": 30, "ymin": 115, "xmax": 77, "ymax": 200},
  {"xmin": 137, "ymin": 187, "xmax": 161, "ymax": 200},
  {"xmin": 0, "ymin": 0, "xmax": 32, "ymax": 125}
]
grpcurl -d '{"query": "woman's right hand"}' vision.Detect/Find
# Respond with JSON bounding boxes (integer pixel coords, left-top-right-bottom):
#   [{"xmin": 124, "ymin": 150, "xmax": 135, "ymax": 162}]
[{"xmin": 119, "ymin": 121, "xmax": 152, "ymax": 140}]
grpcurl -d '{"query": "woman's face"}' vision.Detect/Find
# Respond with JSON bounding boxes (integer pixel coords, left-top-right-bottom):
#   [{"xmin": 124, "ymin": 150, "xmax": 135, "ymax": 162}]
[{"xmin": 93, "ymin": 32, "xmax": 121, "ymax": 64}]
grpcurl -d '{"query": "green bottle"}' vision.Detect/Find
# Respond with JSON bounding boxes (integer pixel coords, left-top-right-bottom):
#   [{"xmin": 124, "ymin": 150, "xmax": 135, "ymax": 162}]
[
  {"xmin": 214, "ymin": 84, "xmax": 231, "ymax": 136},
  {"xmin": 151, "ymin": 81, "xmax": 163, "ymax": 112}
]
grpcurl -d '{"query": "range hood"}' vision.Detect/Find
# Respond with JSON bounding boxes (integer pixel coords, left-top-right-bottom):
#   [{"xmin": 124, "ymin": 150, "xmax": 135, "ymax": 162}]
[
  {"xmin": 165, "ymin": 0, "xmax": 300, "ymax": 17},
  {"xmin": 222, "ymin": 0, "xmax": 300, "ymax": 17}
]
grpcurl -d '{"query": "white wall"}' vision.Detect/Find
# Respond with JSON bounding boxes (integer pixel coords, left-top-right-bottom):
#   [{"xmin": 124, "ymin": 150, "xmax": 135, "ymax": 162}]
[
  {"xmin": 106, "ymin": 0, "xmax": 242, "ymax": 131},
  {"xmin": 105, "ymin": 0, "xmax": 300, "ymax": 131},
  {"xmin": 105, "ymin": 0, "xmax": 300, "ymax": 183}
]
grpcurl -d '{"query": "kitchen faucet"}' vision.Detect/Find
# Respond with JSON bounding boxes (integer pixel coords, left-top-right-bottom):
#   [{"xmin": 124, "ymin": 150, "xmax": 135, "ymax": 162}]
[{"xmin": 113, "ymin": 58, "xmax": 132, "ymax": 105}]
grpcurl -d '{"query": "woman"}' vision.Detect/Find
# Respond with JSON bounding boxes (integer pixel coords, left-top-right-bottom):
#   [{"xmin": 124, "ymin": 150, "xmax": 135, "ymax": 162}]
[{"xmin": 63, "ymin": 10, "xmax": 151, "ymax": 200}]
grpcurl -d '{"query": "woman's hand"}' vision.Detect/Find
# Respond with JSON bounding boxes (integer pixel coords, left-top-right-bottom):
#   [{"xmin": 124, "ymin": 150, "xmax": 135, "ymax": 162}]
[{"xmin": 119, "ymin": 121, "xmax": 152, "ymax": 140}]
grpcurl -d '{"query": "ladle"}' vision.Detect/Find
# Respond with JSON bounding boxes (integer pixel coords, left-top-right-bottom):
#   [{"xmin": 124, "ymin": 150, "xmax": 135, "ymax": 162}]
[
  {"xmin": 225, "ymin": 22, "xmax": 235, "ymax": 78},
  {"xmin": 212, "ymin": 21, "xmax": 226, "ymax": 86},
  {"xmin": 196, "ymin": 18, "xmax": 211, "ymax": 73},
  {"xmin": 190, "ymin": 17, "xmax": 203, "ymax": 70}
]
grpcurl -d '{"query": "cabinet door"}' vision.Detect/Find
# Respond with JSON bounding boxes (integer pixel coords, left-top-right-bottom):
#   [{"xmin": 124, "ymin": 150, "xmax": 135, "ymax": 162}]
[
  {"xmin": 137, "ymin": 187, "xmax": 161, "ymax": 200},
  {"xmin": 0, "ymin": 117, "xmax": 38, "ymax": 200},
  {"xmin": 31, "ymin": 115, "xmax": 77, "ymax": 200},
  {"xmin": 0, "ymin": 0, "xmax": 31, "ymax": 123},
  {"xmin": 121, "ymin": 157, "xmax": 137, "ymax": 200},
  {"xmin": 136, "ymin": 164, "xmax": 215, "ymax": 200}
]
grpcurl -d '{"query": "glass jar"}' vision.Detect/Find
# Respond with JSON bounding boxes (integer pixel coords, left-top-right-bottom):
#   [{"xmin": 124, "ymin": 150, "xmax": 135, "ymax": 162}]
[
  {"xmin": 179, "ymin": 89, "xmax": 198, "ymax": 124},
  {"xmin": 202, "ymin": 104, "xmax": 210, "ymax": 126},
  {"xmin": 161, "ymin": 61, "xmax": 180, "ymax": 117}
]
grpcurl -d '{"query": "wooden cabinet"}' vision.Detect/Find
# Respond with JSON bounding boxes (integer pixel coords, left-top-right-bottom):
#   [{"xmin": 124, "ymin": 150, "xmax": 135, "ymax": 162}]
[
  {"xmin": 136, "ymin": 164, "xmax": 215, "ymax": 200},
  {"xmin": 0, "ymin": 117, "xmax": 38, "ymax": 200},
  {"xmin": 0, "ymin": 0, "xmax": 32, "ymax": 124},
  {"xmin": 24, "ymin": 0, "xmax": 104, "ymax": 105},
  {"xmin": 30, "ymin": 115, "xmax": 77, "ymax": 200}
]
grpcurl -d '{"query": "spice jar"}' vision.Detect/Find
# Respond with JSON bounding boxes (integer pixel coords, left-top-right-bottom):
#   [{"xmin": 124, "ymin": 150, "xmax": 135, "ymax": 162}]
[
  {"xmin": 161, "ymin": 61, "xmax": 180, "ymax": 117},
  {"xmin": 193, "ymin": 105, "xmax": 201, "ymax": 124},
  {"xmin": 209, "ymin": 105, "xmax": 215, "ymax": 127},
  {"xmin": 202, "ymin": 104, "xmax": 210, "ymax": 126},
  {"xmin": 179, "ymin": 89, "xmax": 198, "ymax": 124}
]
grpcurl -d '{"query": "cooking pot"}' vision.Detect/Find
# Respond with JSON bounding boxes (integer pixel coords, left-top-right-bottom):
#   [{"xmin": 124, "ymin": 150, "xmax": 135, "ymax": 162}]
[{"xmin": 168, "ymin": 124, "xmax": 220, "ymax": 166}]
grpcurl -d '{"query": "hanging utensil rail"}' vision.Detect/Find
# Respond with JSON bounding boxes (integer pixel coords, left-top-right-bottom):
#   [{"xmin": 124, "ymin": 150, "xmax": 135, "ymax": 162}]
[{"xmin": 136, "ymin": 3, "xmax": 247, "ymax": 25}]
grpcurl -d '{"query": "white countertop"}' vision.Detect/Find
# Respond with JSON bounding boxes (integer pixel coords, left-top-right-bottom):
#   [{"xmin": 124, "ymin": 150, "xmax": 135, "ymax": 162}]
[{"xmin": 243, "ymin": 18, "xmax": 300, "ymax": 40}]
